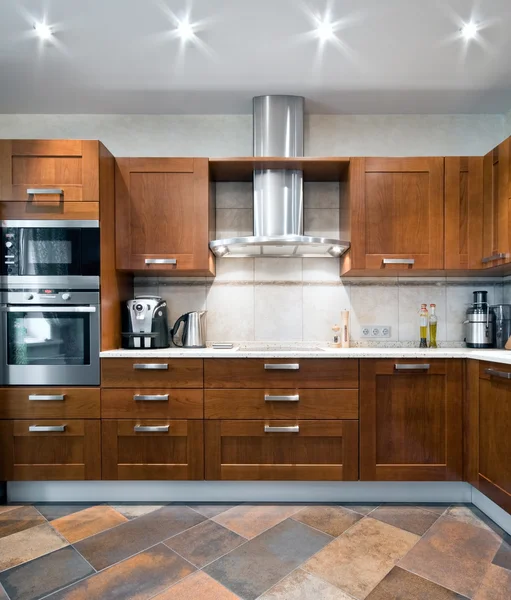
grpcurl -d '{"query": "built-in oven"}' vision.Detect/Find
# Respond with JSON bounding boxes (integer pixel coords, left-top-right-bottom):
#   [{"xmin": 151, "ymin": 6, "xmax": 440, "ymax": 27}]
[
  {"xmin": 0, "ymin": 287, "xmax": 100, "ymax": 386},
  {"xmin": 1, "ymin": 220, "xmax": 100, "ymax": 287}
]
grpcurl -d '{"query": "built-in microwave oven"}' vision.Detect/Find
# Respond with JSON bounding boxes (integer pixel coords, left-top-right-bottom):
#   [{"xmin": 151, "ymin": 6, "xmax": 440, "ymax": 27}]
[{"xmin": 1, "ymin": 220, "xmax": 100, "ymax": 286}]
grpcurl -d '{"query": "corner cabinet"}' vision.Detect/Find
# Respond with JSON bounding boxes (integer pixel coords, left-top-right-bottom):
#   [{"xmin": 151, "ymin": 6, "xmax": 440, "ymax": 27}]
[{"xmin": 115, "ymin": 158, "xmax": 215, "ymax": 276}]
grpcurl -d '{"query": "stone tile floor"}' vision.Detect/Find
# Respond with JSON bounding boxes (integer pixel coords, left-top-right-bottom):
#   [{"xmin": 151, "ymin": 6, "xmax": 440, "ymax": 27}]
[{"xmin": 0, "ymin": 502, "xmax": 509, "ymax": 599}]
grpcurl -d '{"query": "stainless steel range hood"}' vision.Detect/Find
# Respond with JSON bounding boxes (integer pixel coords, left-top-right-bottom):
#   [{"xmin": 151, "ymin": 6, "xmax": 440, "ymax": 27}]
[{"xmin": 210, "ymin": 95, "xmax": 350, "ymax": 258}]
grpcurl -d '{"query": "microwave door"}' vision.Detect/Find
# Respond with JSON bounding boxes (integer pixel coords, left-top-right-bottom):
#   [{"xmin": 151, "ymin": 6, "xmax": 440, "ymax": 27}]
[{"xmin": 19, "ymin": 228, "xmax": 80, "ymax": 277}]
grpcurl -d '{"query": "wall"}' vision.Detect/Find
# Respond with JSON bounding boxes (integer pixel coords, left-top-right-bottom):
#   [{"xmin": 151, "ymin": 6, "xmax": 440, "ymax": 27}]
[{"xmin": 506, "ymin": 108, "xmax": 511, "ymax": 137}]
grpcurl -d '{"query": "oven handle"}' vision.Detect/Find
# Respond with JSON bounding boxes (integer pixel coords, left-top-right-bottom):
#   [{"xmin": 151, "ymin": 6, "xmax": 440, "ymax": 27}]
[{"xmin": 0, "ymin": 306, "xmax": 97, "ymax": 313}]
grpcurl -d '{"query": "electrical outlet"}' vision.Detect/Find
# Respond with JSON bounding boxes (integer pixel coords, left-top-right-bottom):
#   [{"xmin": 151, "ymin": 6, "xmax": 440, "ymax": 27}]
[{"xmin": 360, "ymin": 326, "xmax": 391, "ymax": 338}]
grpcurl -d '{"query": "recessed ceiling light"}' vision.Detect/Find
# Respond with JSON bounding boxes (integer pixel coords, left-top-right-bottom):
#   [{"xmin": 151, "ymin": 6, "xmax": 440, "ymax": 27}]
[
  {"xmin": 176, "ymin": 19, "xmax": 194, "ymax": 41},
  {"xmin": 460, "ymin": 21, "xmax": 478, "ymax": 40},
  {"xmin": 316, "ymin": 20, "xmax": 335, "ymax": 41},
  {"xmin": 33, "ymin": 22, "xmax": 52, "ymax": 40}
]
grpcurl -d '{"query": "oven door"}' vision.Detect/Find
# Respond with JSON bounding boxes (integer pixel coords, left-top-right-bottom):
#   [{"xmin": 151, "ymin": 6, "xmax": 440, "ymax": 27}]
[{"xmin": 0, "ymin": 305, "xmax": 99, "ymax": 385}]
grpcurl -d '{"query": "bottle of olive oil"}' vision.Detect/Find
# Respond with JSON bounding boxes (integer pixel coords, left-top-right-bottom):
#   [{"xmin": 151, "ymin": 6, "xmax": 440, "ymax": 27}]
[
  {"xmin": 429, "ymin": 303, "xmax": 438, "ymax": 348},
  {"xmin": 419, "ymin": 304, "xmax": 428, "ymax": 348}
]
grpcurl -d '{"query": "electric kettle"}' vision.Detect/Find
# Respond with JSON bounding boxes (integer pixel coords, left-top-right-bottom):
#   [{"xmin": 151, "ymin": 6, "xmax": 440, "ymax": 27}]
[{"xmin": 170, "ymin": 311, "xmax": 207, "ymax": 348}]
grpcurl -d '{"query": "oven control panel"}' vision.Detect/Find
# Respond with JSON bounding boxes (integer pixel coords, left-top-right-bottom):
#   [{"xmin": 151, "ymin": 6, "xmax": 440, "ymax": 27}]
[
  {"xmin": 1, "ymin": 289, "xmax": 99, "ymax": 305},
  {"xmin": 2, "ymin": 228, "xmax": 18, "ymax": 275}
]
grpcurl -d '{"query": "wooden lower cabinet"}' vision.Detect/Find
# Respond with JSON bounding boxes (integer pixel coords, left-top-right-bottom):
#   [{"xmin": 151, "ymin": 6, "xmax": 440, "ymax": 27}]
[
  {"xmin": 0, "ymin": 420, "xmax": 101, "ymax": 481},
  {"xmin": 360, "ymin": 359, "xmax": 463, "ymax": 481},
  {"xmin": 102, "ymin": 419, "xmax": 204, "ymax": 480},
  {"xmin": 205, "ymin": 420, "xmax": 358, "ymax": 481}
]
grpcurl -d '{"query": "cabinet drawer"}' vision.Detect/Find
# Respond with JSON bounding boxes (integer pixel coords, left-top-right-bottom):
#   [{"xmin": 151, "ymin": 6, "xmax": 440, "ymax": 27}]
[
  {"xmin": 479, "ymin": 361, "xmax": 511, "ymax": 381},
  {"xmin": 205, "ymin": 420, "xmax": 358, "ymax": 481},
  {"xmin": 0, "ymin": 388, "xmax": 100, "ymax": 419},
  {"xmin": 102, "ymin": 419, "xmax": 204, "ymax": 480},
  {"xmin": 205, "ymin": 389, "xmax": 358, "ymax": 420},
  {"xmin": 101, "ymin": 389, "xmax": 203, "ymax": 419},
  {"xmin": 0, "ymin": 419, "xmax": 100, "ymax": 481},
  {"xmin": 101, "ymin": 358, "xmax": 203, "ymax": 388},
  {"xmin": 204, "ymin": 359, "xmax": 358, "ymax": 389}
]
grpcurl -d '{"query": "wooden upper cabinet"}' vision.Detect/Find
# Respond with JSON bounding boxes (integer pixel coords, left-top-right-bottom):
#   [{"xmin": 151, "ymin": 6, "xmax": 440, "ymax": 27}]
[
  {"xmin": 115, "ymin": 158, "xmax": 215, "ymax": 276},
  {"xmin": 444, "ymin": 157, "xmax": 484, "ymax": 270},
  {"xmin": 0, "ymin": 140, "xmax": 100, "ymax": 202},
  {"xmin": 482, "ymin": 137, "xmax": 511, "ymax": 268},
  {"xmin": 342, "ymin": 157, "xmax": 444, "ymax": 274}
]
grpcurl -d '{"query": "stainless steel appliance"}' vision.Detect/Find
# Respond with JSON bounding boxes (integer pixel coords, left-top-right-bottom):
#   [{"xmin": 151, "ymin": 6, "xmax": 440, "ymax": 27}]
[
  {"xmin": 0, "ymin": 284, "xmax": 100, "ymax": 385},
  {"xmin": 122, "ymin": 296, "xmax": 169, "ymax": 349},
  {"xmin": 1, "ymin": 220, "xmax": 100, "ymax": 288},
  {"xmin": 171, "ymin": 311, "xmax": 207, "ymax": 348},
  {"xmin": 490, "ymin": 304, "xmax": 511, "ymax": 349},
  {"xmin": 464, "ymin": 290, "xmax": 495, "ymax": 348}
]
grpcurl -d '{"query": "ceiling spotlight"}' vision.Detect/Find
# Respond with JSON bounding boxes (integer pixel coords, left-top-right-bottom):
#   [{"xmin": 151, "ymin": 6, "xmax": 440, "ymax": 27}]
[
  {"xmin": 316, "ymin": 20, "xmax": 335, "ymax": 41},
  {"xmin": 460, "ymin": 21, "xmax": 478, "ymax": 40},
  {"xmin": 33, "ymin": 22, "xmax": 52, "ymax": 40},
  {"xmin": 176, "ymin": 19, "xmax": 194, "ymax": 40}
]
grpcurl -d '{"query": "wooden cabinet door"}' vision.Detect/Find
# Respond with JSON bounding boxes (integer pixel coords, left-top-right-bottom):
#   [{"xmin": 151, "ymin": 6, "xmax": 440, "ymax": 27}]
[
  {"xmin": 360, "ymin": 359, "xmax": 462, "ymax": 481},
  {"xmin": 444, "ymin": 157, "xmax": 484, "ymax": 269},
  {"xmin": 102, "ymin": 419, "xmax": 204, "ymax": 480},
  {"xmin": 115, "ymin": 158, "xmax": 214, "ymax": 275},
  {"xmin": 0, "ymin": 420, "xmax": 100, "ymax": 481},
  {"xmin": 205, "ymin": 420, "xmax": 358, "ymax": 481},
  {"xmin": 344, "ymin": 158, "xmax": 444, "ymax": 273},
  {"xmin": 0, "ymin": 140, "xmax": 99, "ymax": 201},
  {"xmin": 482, "ymin": 138, "xmax": 511, "ymax": 268}
]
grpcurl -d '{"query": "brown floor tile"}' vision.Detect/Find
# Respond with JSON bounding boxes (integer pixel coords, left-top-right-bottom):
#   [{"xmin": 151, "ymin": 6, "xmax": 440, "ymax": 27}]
[
  {"xmin": 492, "ymin": 537, "xmax": 511, "ymax": 571},
  {"xmin": 473, "ymin": 564, "xmax": 511, "ymax": 600},
  {"xmin": 109, "ymin": 504, "xmax": 165, "ymax": 519},
  {"xmin": 399, "ymin": 516, "xmax": 502, "ymax": 598},
  {"xmin": 366, "ymin": 566, "xmax": 469, "ymax": 599},
  {"xmin": 0, "ymin": 546, "xmax": 94, "ymax": 600},
  {"xmin": 34, "ymin": 504, "xmax": 98, "ymax": 522},
  {"xmin": 0, "ymin": 523, "xmax": 68, "ymax": 572},
  {"xmin": 188, "ymin": 504, "xmax": 239, "ymax": 518},
  {"xmin": 213, "ymin": 504, "xmax": 304, "ymax": 539},
  {"xmin": 444, "ymin": 506, "xmax": 505, "ymax": 539},
  {"xmin": 204, "ymin": 518, "xmax": 332, "ymax": 600},
  {"xmin": 370, "ymin": 505, "xmax": 441, "ymax": 536},
  {"xmin": 51, "ymin": 506, "xmax": 128, "ymax": 543},
  {"xmin": 259, "ymin": 568, "xmax": 354, "ymax": 599},
  {"xmin": 164, "ymin": 519, "xmax": 245, "ymax": 568},
  {"xmin": 74, "ymin": 505, "xmax": 205, "ymax": 571},
  {"xmin": 154, "ymin": 571, "xmax": 239, "ymax": 600},
  {"xmin": 0, "ymin": 507, "xmax": 46, "ymax": 540},
  {"xmin": 0, "ymin": 506, "xmax": 22, "ymax": 515},
  {"xmin": 292, "ymin": 505, "xmax": 362, "ymax": 537},
  {"xmin": 48, "ymin": 544, "xmax": 195, "ymax": 600},
  {"xmin": 304, "ymin": 517, "xmax": 419, "ymax": 599},
  {"xmin": 339, "ymin": 504, "xmax": 379, "ymax": 515}
]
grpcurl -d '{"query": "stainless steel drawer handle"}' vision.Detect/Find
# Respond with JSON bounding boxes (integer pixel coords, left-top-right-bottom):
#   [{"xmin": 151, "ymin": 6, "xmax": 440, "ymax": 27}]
[
  {"xmin": 484, "ymin": 368, "xmax": 511, "ymax": 380},
  {"xmin": 27, "ymin": 188, "xmax": 64, "ymax": 196},
  {"xmin": 264, "ymin": 364, "xmax": 300, "ymax": 370},
  {"xmin": 29, "ymin": 425, "xmax": 66, "ymax": 432},
  {"xmin": 382, "ymin": 258, "xmax": 415, "ymax": 265},
  {"xmin": 264, "ymin": 425, "xmax": 300, "ymax": 433},
  {"xmin": 29, "ymin": 394, "xmax": 65, "ymax": 401},
  {"xmin": 145, "ymin": 258, "xmax": 177, "ymax": 265},
  {"xmin": 133, "ymin": 363, "xmax": 169, "ymax": 370},
  {"xmin": 482, "ymin": 253, "xmax": 508, "ymax": 264},
  {"xmin": 133, "ymin": 394, "xmax": 169, "ymax": 402},
  {"xmin": 265, "ymin": 394, "xmax": 300, "ymax": 402},
  {"xmin": 134, "ymin": 425, "xmax": 169, "ymax": 432},
  {"xmin": 394, "ymin": 364, "xmax": 430, "ymax": 370}
]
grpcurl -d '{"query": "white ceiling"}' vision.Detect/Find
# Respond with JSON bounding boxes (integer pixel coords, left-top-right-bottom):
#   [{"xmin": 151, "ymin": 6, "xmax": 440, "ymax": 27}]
[{"xmin": 1, "ymin": 0, "xmax": 511, "ymax": 114}]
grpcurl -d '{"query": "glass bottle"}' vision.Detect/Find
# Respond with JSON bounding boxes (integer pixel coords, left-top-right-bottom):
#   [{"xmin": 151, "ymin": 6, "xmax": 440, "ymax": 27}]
[
  {"xmin": 419, "ymin": 304, "xmax": 428, "ymax": 348},
  {"xmin": 429, "ymin": 303, "xmax": 438, "ymax": 348}
]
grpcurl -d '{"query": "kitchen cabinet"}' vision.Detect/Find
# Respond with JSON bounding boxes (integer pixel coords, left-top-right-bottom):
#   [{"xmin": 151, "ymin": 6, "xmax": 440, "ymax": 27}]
[
  {"xmin": 360, "ymin": 359, "xmax": 463, "ymax": 481},
  {"xmin": 102, "ymin": 419, "xmax": 204, "ymax": 480},
  {"xmin": 101, "ymin": 389, "xmax": 203, "ymax": 419},
  {"xmin": 101, "ymin": 358, "xmax": 204, "ymax": 388},
  {"xmin": 115, "ymin": 158, "xmax": 215, "ymax": 276},
  {"xmin": 482, "ymin": 137, "xmax": 511, "ymax": 269},
  {"xmin": 466, "ymin": 361, "xmax": 511, "ymax": 513},
  {"xmin": 0, "ymin": 388, "xmax": 100, "ymax": 419},
  {"xmin": 0, "ymin": 419, "xmax": 101, "ymax": 481},
  {"xmin": 341, "ymin": 157, "xmax": 444, "ymax": 274}
]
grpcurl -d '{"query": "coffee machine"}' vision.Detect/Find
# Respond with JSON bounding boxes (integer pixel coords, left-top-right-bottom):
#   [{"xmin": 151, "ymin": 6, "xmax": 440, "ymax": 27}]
[
  {"xmin": 464, "ymin": 291, "xmax": 495, "ymax": 348},
  {"xmin": 122, "ymin": 296, "xmax": 169, "ymax": 349}
]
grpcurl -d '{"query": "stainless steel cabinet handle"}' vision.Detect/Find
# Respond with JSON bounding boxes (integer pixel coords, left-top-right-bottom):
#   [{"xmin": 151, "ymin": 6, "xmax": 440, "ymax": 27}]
[
  {"xmin": 382, "ymin": 258, "xmax": 415, "ymax": 265},
  {"xmin": 264, "ymin": 394, "xmax": 300, "ymax": 402},
  {"xmin": 27, "ymin": 188, "xmax": 63, "ymax": 196},
  {"xmin": 29, "ymin": 425, "xmax": 66, "ymax": 432},
  {"xmin": 133, "ymin": 425, "xmax": 169, "ymax": 432},
  {"xmin": 29, "ymin": 394, "xmax": 65, "ymax": 401},
  {"xmin": 145, "ymin": 258, "xmax": 177, "ymax": 265},
  {"xmin": 133, "ymin": 363, "xmax": 169, "ymax": 370},
  {"xmin": 481, "ymin": 253, "xmax": 508, "ymax": 264},
  {"xmin": 484, "ymin": 368, "xmax": 511, "ymax": 380},
  {"xmin": 394, "ymin": 363, "xmax": 430, "ymax": 370},
  {"xmin": 133, "ymin": 394, "xmax": 169, "ymax": 402},
  {"xmin": 0, "ymin": 306, "xmax": 96, "ymax": 313},
  {"xmin": 264, "ymin": 364, "xmax": 300, "ymax": 370},
  {"xmin": 264, "ymin": 425, "xmax": 300, "ymax": 433}
]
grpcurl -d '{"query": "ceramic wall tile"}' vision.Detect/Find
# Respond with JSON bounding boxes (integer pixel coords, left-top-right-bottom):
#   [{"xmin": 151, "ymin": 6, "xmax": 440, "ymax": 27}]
[
  {"xmin": 216, "ymin": 182, "xmax": 253, "ymax": 209},
  {"xmin": 255, "ymin": 258, "xmax": 303, "ymax": 282},
  {"xmin": 216, "ymin": 209, "xmax": 253, "ymax": 238},
  {"xmin": 158, "ymin": 285, "xmax": 207, "ymax": 332},
  {"xmin": 304, "ymin": 209, "xmax": 340, "ymax": 238},
  {"xmin": 206, "ymin": 283, "xmax": 254, "ymax": 342},
  {"xmin": 255, "ymin": 285, "xmax": 302, "ymax": 341},
  {"xmin": 351, "ymin": 285, "xmax": 399, "ymax": 341},
  {"xmin": 304, "ymin": 182, "xmax": 340, "ymax": 209},
  {"xmin": 445, "ymin": 285, "xmax": 474, "ymax": 342},
  {"xmin": 303, "ymin": 258, "xmax": 341, "ymax": 282},
  {"xmin": 398, "ymin": 285, "xmax": 447, "ymax": 342},
  {"xmin": 302, "ymin": 284, "xmax": 351, "ymax": 342},
  {"xmin": 214, "ymin": 258, "xmax": 254, "ymax": 281}
]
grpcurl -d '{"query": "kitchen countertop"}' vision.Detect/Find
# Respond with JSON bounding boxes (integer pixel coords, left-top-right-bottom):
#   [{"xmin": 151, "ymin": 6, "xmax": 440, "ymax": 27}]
[{"xmin": 100, "ymin": 346, "xmax": 511, "ymax": 365}]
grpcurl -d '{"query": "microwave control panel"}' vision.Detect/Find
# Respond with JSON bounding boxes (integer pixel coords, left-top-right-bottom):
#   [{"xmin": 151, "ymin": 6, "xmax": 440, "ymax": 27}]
[{"xmin": 2, "ymin": 229, "xmax": 18, "ymax": 275}]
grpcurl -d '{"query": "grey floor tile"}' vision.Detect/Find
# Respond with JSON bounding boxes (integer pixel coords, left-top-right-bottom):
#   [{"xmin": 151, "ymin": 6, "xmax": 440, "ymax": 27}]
[
  {"xmin": 187, "ymin": 504, "xmax": 240, "ymax": 519},
  {"xmin": 34, "ymin": 504, "xmax": 98, "ymax": 522}
]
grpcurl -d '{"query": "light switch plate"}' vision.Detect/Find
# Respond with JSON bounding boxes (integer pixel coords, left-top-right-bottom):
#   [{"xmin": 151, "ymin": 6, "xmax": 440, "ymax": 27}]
[{"xmin": 360, "ymin": 326, "xmax": 391, "ymax": 338}]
